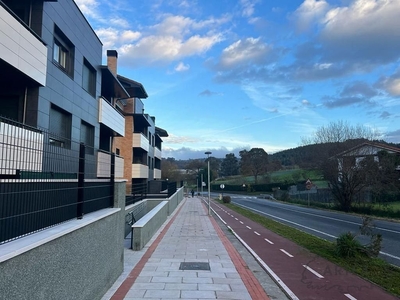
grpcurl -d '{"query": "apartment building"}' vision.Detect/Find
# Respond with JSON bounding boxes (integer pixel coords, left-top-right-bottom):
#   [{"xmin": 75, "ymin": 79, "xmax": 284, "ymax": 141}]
[
  {"xmin": 0, "ymin": 0, "xmax": 168, "ymax": 186},
  {"xmin": 108, "ymin": 51, "xmax": 168, "ymax": 194}
]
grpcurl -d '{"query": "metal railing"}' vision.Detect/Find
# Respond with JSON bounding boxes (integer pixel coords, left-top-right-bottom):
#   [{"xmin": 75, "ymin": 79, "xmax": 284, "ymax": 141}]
[{"xmin": 0, "ymin": 116, "xmax": 115, "ymax": 245}]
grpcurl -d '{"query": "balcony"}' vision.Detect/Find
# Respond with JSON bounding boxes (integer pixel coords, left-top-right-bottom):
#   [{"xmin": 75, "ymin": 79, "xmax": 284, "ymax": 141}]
[
  {"xmin": 0, "ymin": 120, "xmax": 43, "ymax": 175},
  {"xmin": 154, "ymin": 147, "xmax": 162, "ymax": 160},
  {"xmin": 154, "ymin": 168, "xmax": 161, "ymax": 179},
  {"xmin": 132, "ymin": 133, "xmax": 149, "ymax": 152},
  {"xmin": 98, "ymin": 97, "xmax": 125, "ymax": 136},
  {"xmin": 0, "ymin": 4, "xmax": 47, "ymax": 86},
  {"xmin": 132, "ymin": 164, "xmax": 148, "ymax": 179}
]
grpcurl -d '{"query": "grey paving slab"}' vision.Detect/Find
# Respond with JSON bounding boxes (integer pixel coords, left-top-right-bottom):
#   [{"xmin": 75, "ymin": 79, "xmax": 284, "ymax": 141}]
[{"xmin": 102, "ymin": 197, "xmax": 272, "ymax": 299}]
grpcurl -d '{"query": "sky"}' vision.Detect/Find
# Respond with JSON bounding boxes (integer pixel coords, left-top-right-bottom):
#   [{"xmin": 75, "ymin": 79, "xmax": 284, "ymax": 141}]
[{"xmin": 75, "ymin": 0, "xmax": 400, "ymax": 160}]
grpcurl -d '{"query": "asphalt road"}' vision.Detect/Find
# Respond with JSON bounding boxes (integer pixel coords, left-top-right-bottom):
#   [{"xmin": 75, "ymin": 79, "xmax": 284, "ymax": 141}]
[{"xmin": 209, "ymin": 192, "xmax": 400, "ymax": 267}]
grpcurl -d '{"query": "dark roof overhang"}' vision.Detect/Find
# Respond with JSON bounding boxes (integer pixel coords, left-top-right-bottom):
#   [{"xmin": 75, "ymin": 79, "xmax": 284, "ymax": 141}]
[
  {"xmin": 101, "ymin": 67, "xmax": 130, "ymax": 99},
  {"xmin": 156, "ymin": 126, "xmax": 169, "ymax": 137},
  {"xmin": 133, "ymin": 113, "xmax": 151, "ymax": 127},
  {"xmin": 117, "ymin": 75, "xmax": 148, "ymax": 99}
]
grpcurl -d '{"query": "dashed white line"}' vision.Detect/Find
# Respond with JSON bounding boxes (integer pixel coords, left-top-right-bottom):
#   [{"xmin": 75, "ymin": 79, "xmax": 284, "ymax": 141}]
[
  {"xmin": 254, "ymin": 231, "xmax": 260, "ymax": 236},
  {"xmin": 264, "ymin": 238, "xmax": 274, "ymax": 244},
  {"xmin": 344, "ymin": 294, "xmax": 357, "ymax": 300},
  {"xmin": 235, "ymin": 218, "xmax": 238, "ymax": 220},
  {"xmin": 280, "ymin": 249, "xmax": 293, "ymax": 257},
  {"xmin": 246, "ymin": 226, "xmax": 252, "ymax": 230},
  {"xmin": 231, "ymin": 215, "xmax": 234, "ymax": 217},
  {"xmin": 302, "ymin": 265, "xmax": 324, "ymax": 278},
  {"xmin": 234, "ymin": 203, "xmax": 400, "ymax": 262},
  {"xmin": 239, "ymin": 221, "xmax": 244, "ymax": 224}
]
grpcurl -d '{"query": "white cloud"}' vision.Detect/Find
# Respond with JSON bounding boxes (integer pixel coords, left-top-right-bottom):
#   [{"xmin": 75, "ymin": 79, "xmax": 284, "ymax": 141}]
[
  {"xmin": 319, "ymin": 0, "xmax": 400, "ymax": 63},
  {"xmin": 175, "ymin": 62, "xmax": 190, "ymax": 72},
  {"xmin": 74, "ymin": 0, "xmax": 99, "ymax": 18},
  {"xmin": 240, "ymin": 0, "xmax": 260, "ymax": 18},
  {"xmin": 218, "ymin": 38, "xmax": 272, "ymax": 69},
  {"xmin": 109, "ymin": 17, "xmax": 130, "ymax": 28},
  {"xmin": 120, "ymin": 30, "xmax": 141, "ymax": 42},
  {"xmin": 293, "ymin": 0, "xmax": 329, "ymax": 31},
  {"xmin": 119, "ymin": 33, "xmax": 222, "ymax": 65},
  {"xmin": 380, "ymin": 77, "xmax": 400, "ymax": 96}
]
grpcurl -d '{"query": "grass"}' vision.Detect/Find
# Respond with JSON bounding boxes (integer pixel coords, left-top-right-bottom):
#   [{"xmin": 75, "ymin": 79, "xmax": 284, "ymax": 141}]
[{"xmin": 220, "ymin": 201, "xmax": 400, "ymax": 297}]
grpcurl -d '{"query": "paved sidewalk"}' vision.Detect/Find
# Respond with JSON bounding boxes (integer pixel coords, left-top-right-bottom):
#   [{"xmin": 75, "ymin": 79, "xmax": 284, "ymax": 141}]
[{"xmin": 102, "ymin": 197, "xmax": 272, "ymax": 300}]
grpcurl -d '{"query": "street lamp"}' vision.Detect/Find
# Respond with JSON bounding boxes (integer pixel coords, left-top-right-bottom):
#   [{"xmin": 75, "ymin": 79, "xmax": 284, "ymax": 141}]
[{"xmin": 205, "ymin": 151, "xmax": 212, "ymax": 215}]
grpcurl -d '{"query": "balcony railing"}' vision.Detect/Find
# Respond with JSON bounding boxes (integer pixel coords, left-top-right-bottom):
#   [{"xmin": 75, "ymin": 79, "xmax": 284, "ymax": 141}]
[
  {"xmin": 97, "ymin": 150, "xmax": 124, "ymax": 178},
  {"xmin": 98, "ymin": 97, "xmax": 125, "ymax": 136},
  {"xmin": 132, "ymin": 164, "xmax": 148, "ymax": 178},
  {"xmin": 0, "ymin": 4, "xmax": 47, "ymax": 86},
  {"xmin": 0, "ymin": 120, "xmax": 44, "ymax": 175},
  {"xmin": 132, "ymin": 133, "xmax": 149, "ymax": 152},
  {"xmin": 154, "ymin": 147, "xmax": 161, "ymax": 159},
  {"xmin": 154, "ymin": 168, "xmax": 161, "ymax": 179}
]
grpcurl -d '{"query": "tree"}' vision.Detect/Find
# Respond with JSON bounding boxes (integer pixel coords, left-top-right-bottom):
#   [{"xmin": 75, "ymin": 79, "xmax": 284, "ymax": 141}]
[
  {"xmin": 161, "ymin": 159, "xmax": 182, "ymax": 182},
  {"xmin": 220, "ymin": 153, "xmax": 239, "ymax": 177},
  {"xmin": 323, "ymin": 158, "xmax": 369, "ymax": 212},
  {"xmin": 301, "ymin": 120, "xmax": 380, "ymax": 145},
  {"xmin": 239, "ymin": 148, "xmax": 268, "ymax": 184},
  {"xmin": 323, "ymin": 151, "xmax": 400, "ymax": 212},
  {"xmin": 185, "ymin": 159, "xmax": 206, "ymax": 186}
]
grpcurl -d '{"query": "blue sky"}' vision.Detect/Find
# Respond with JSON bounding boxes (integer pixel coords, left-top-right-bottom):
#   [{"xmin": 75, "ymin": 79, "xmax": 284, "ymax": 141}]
[{"xmin": 75, "ymin": 0, "xmax": 400, "ymax": 160}]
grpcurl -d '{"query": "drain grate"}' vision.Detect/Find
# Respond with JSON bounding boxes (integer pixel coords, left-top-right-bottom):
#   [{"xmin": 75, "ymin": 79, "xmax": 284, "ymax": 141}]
[{"xmin": 179, "ymin": 262, "xmax": 210, "ymax": 271}]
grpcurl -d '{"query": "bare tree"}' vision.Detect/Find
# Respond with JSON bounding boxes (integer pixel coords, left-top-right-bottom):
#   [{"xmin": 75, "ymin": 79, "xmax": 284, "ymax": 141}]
[
  {"xmin": 323, "ymin": 151, "xmax": 400, "ymax": 212},
  {"xmin": 301, "ymin": 120, "xmax": 381, "ymax": 145}
]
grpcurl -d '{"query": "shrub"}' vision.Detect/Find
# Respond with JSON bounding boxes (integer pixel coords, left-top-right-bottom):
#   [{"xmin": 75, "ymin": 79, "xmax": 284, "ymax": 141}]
[
  {"xmin": 222, "ymin": 195, "xmax": 231, "ymax": 203},
  {"xmin": 336, "ymin": 232, "xmax": 363, "ymax": 258}
]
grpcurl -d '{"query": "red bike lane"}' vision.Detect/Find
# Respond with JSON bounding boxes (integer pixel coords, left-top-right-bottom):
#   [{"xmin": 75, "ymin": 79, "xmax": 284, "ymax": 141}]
[{"xmin": 210, "ymin": 201, "xmax": 398, "ymax": 300}]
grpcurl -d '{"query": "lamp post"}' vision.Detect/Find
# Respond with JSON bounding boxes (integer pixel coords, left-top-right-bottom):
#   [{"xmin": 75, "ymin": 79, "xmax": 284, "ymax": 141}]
[{"xmin": 205, "ymin": 151, "xmax": 212, "ymax": 215}]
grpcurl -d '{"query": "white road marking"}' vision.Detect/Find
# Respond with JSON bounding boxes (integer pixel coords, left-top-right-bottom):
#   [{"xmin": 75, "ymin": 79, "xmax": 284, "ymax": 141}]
[
  {"xmin": 280, "ymin": 249, "xmax": 293, "ymax": 257},
  {"xmin": 254, "ymin": 231, "xmax": 260, "ymax": 236},
  {"xmin": 234, "ymin": 203, "xmax": 400, "ymax": 262},
  {"xmin": 237, "ymin": 199, "xmax": 400, "ymax": 234},
  {"xmin": 208, "ymin": 203, "xmax": 299, "ymax": 300},
  {"xmin": 239, "ymin": 221, "xmax": 244, "ymax": 224},
  {"xmin": 235, "ymin": 218, "xmax": 238, "ymax": 220},
  {"xmin": 246, "ymin": 226, "xmax": 252, "ymax": 230},
  {"xmin": 344, "ymin": 294, "xmax": 357, "ymax": 300},
  {"xmin": 302, "ymin": 265, "xmax": 324, "ymax": 278},
  {"xmin": 265, "ymin": 238, "xmax": 274, "ymax": 244}
]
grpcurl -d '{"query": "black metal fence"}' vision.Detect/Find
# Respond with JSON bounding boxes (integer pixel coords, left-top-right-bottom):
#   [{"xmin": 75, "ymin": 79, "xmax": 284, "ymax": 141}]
[{"xmin": 0, "ymin": 116, "xmax": 115, "ymax": 245}]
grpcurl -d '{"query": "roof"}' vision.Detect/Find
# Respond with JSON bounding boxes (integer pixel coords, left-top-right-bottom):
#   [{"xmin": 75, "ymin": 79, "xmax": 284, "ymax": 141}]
[
  {"xmin": 335, "ymin": 141, "xmax": 400, "ymax": 158},
  {"xmin": 100, "ymin": 67, "xmax": 129, "ymax": 99},
  {"xmin": 117, "ymin": 75, "xmax": 148, "ymax": 99},
  {"xmin": 156, "ymin": 126, "xmax": 169, "ymax": 137}
]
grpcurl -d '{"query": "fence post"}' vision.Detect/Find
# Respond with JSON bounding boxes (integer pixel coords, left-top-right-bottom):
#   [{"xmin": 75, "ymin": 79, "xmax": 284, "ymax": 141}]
[
  {"xmin": 77, "ymin": 143, "xmax": 85, "ymax": 219},
  {"xmin": 110, "ymin": 152, "xmax": 115, "ymax": 206}
]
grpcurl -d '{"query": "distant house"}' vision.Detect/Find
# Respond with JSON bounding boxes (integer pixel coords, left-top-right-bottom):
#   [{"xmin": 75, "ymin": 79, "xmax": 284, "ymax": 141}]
[{"xmin": 335, "ymin": 142, "xmax": 400, "ymax": 172}]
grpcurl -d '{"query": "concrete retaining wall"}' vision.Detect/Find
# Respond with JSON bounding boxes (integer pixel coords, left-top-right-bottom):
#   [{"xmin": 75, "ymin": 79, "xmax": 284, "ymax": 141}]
[
  {"xmin": 130, "ymin": 187, "xmax": 184, "ymax": 250},
  {"xmin": 124, "ymin": 200, "xmax": 147, "ymax": 237},
  {"xmin": 131, "ymin": 201, "xmax": 169, "ymax": 250},
  {"xmin": 0, "ymin": 181, "xmax": 126, "ymax": 300}
]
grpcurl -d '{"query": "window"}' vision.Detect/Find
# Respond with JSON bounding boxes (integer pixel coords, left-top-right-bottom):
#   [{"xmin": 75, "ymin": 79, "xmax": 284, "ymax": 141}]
[
  {"xmin": 82, "ymin": 59, "xmax": 96, "ymax": 97},
  {"xmin": 80, "ymin": 121, "xmax": 95, "ymax": 155},
  {"xmin": 53, "ymin": 25, "xmax": 74, "ymax": 77},
  {"xmin": 49, "ymin": 105, "xmax": 72, "ymax": 149}
]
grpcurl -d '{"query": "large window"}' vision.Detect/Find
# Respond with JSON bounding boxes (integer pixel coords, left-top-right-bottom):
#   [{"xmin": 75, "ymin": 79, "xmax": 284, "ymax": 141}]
[
  {"xmin": 49, "ymin": 105, "xmax": 72, "ymax": 149},
  {"xmin": 80, "ymin": 121, "xmax": 95, "ymax": 155},
  {"xmin": 82, "ymin": 59, "xmax": 96, "ymax": 97},
  {"xmin": 53, "ymin": 25, "xmax": 74, "ymax": 77}
]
